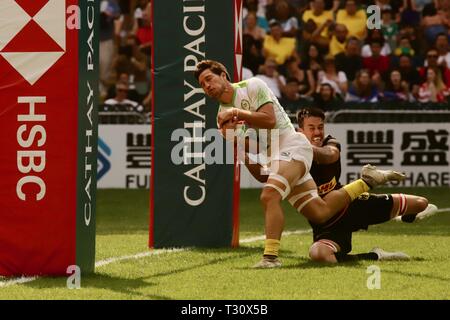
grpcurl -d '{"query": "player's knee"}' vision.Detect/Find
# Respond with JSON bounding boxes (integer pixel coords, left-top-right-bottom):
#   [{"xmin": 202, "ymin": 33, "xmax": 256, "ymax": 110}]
[
  {"xmin": 415, "ymin": 196, "xmax": 428, "ymax": 212},
  {"xmin": 260, "ymin": 188, "xmax": 282, "ymax": 207},
  {"xmin": 309, "ymin": 243, "xmax": 337, "ymax": 263}
]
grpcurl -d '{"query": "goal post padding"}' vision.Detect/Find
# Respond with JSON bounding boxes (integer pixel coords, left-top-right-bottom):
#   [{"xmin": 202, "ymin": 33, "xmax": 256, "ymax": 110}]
[
  {"xmin": 151, "ymin": 0, "xmax": 242, "ymax": 248},
  {"xmin": 0, "ymin": 0, "xmax": 98, "ymax": 276}
]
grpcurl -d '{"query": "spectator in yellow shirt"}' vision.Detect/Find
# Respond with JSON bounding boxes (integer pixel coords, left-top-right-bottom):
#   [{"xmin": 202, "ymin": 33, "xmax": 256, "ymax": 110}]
[
  {"xmin": 329, "ymin": 23, "xmax": 348, "ymax": 56},
  {"xmin": 302, "ymin": 18, "xmax": 332, "ymax": 52},
  {"xmin": 263, "ymin": 20, "xmax": 297, "ymax": 66},
  {"xmin": 336, "ymin": 0, "xmax": 367, "ymax": 40},
  {"xmin": 302, "ymin": 0, "xmax": 334, "ymax": 37}
]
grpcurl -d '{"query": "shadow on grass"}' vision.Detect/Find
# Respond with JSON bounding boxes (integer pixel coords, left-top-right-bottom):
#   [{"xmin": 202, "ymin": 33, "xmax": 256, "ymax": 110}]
[
  {"xmin": 147, "ymin": 248, "xmax": 262, "ymax": 279},
  {"xmin": 249, "ymin": 254, "xmax": 427, "ymax": 270},
  {"xmin": 23, "ymin": 273, "xmax": 171, "ymax": 300},
  {"xmin": 22, "ymin": 247, "xmax": 262, "ymax": 298},
  {"xmin": 277, "ymin": 253, "xmax": 366, "ymax": 270}
]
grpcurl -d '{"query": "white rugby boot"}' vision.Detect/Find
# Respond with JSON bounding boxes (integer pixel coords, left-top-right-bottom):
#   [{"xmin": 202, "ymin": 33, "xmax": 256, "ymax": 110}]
[
  {"xmin": 361, "ymin": 164, "xmax": 406, "ymax": 188},
  {"xmin": 371, "ymin": 247, "xmax": 410, "ymax": 261},
  {"xmin": 392, "ymin": 204, "xmax": 439, "ymax": 222},
  {"xmin": 415, "ymin": 204, "xmax": 439, "ymax": 221}
]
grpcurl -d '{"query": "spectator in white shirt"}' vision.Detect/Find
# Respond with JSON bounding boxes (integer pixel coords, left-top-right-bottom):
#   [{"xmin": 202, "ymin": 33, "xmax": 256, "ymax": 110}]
[
  {"xmin": 435, "ymin": 32, "xmax": 450, "ymax": 68},
  {"xmin": 242, "ymin": 67, "xmax": 254, "ymax": 80},
  {"xmin": 105, "ymin": 82, "xmax": 144, "ymax": 112},
  {"xmin": 317, "ymin": 54, "xmax": 348, "ymax": 97},
  {"xmin": 255, "ymin": 58, "xmax": 286, "ymax": 98}
]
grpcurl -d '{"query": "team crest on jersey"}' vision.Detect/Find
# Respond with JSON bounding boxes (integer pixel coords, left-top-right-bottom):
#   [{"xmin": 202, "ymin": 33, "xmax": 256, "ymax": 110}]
[
  {"xmin": 357, "ymin": 192, "xmax": 370, "ymax": 200},
  {"xmin": 241, "ymin": 99, "xmax": 250, "ymax": 110}
]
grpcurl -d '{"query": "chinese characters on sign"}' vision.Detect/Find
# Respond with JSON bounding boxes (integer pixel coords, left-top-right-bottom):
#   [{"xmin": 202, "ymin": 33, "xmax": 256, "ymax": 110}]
[
  {"xmin": 347, "ymin": 130, "xmax": 394, "ymax": 166},
  {"xmin": 401, "ymin": 130, "xmax": 449, "ymax": 166},
  {"xmin": 342, "ymin": 127, "xmax": 450, "ymax": 187},
  {"xmin": 127, "ymin": 133, "xmax": 151, "ymax": 169},
  {"xmin": 125, "ymin": 132, "xmax": 151, "ymax": 188}
]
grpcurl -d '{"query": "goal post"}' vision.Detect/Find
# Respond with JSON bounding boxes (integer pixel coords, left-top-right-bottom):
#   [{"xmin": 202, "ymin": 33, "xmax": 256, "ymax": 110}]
[
  {"xmin": 0, "ymin": 0, "xmax": 98, "ymax": 276},
  {"xmin": 151, "ymin": 0, "xmax": 243, "ymax": 248}
]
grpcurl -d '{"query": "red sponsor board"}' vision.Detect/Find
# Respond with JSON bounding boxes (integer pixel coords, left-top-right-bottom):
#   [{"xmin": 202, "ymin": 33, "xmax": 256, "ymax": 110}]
[{"xmin": 0, "ymin": 0, "xmax": 79, "ymax": 276}]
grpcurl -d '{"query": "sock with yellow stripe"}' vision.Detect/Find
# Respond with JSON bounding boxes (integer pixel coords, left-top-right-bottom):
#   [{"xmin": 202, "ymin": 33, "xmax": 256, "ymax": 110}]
[
  {"xmin": 263, "ymin": 239, "xmax": 280, "ymax": 259},
  {"xmin": 342, "ymin": 179, "xmax": 370, "ymax": 201}
]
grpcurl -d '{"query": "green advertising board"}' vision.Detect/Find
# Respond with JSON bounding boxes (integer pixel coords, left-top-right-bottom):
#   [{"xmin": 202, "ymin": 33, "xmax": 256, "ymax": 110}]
[{"xmin": 151, "ymin": 0, "xmax": 240, "ymax": 248}]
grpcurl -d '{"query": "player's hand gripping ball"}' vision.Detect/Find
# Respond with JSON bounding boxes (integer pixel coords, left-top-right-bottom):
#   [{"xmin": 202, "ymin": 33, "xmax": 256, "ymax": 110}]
[
  {"xmin": 219, "ymin": 116, "xmax": 239, "ymax": 140},
  {"xmin": 217, "ymin": 108, "xmax": 240, "ymax": 140}
]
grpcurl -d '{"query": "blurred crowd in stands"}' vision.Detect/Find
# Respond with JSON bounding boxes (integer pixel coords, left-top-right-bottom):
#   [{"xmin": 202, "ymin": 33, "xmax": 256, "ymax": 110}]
[
  {"xmin": 243, "ymin": 0, "xmax": 450, "ymax": 111},
  {"xmin": 98, "ymin": 0, "xmax": 450, "ymax": 123},
  {"xmin": 99, "ymin": 0, "xmax": 151, "ymax": 117}
]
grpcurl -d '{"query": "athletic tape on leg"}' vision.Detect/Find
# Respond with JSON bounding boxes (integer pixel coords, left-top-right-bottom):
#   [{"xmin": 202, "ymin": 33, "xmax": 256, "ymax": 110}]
[
  {"xmin": 397, "ymin": 193, "xmax": 407, "ymax": 216},
  {"xmin": 288, "ymin": 189, "xmax": 317, "ymax": 206},
  {"xmin": 265, "ymin": 174, "xmax": 291, "ymax": 200},
  {"xmin": 317, "ymin": 240, "xmax": 339, "ymax": 253},
  {"xmin": 295, "ymin": 190, "xmax": 319, "ymax": 213}
]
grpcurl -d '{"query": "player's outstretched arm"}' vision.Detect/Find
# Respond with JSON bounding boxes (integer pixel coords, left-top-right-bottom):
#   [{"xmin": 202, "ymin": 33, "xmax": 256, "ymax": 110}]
[
  {"xmin": 218, "ymin": 103, "xmax": 276, "ymax": 129},
  {"xmin": 312, "ymin": 143, "xmax": 340, "ymax": 165}
]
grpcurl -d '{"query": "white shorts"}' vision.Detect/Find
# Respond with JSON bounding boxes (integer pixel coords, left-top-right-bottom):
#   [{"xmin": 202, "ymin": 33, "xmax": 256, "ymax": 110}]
[{"xmin": 269, "ymin": 130, "xmax": 314, "ymax": 185}]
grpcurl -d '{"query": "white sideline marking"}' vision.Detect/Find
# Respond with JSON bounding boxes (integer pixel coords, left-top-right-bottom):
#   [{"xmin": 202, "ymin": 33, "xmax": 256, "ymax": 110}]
[
  {"xmin": 95, "ymin": 248, "xmax": 186, "ymax": 268},
  {"xmin": 0, "ymin": 276, "xmax": 37, "ymax": 288},
  {"xmin": 0, "ymin": 229, "xmax": 312, "ymax": 288}
]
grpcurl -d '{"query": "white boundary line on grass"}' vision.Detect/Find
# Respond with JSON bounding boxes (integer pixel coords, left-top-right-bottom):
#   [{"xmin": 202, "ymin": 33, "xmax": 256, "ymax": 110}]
[
  {"xmin": 0, "ymin": 276, "xmax": 38, "ymax": 288},
  {"xmin": 0, "ymin": 228, "xmax": 312, "ymax": 288},
  {"xmin": 94, "ymin": 248, "xmax": 186, "ymax": 267}
]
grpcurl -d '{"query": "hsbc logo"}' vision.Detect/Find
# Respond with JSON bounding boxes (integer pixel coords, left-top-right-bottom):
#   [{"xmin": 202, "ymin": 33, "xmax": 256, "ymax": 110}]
[{"xmin": 0, "ymin": 0, "xmax": 66, "ymax": 85}]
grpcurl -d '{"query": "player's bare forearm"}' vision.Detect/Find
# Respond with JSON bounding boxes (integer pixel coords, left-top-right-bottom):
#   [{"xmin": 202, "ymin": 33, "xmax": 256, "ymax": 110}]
[
  {"xmin": 312, "ymin": 145, "xmax": 340, "ymax": 164},
  {"xmin": 236, "ymin": 103, "xmax": 276, "ymax": 129}
]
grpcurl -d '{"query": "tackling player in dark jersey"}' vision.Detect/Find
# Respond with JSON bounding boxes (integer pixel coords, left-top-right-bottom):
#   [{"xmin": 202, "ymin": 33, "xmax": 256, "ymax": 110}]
[{"xmin": 298, "ymin": 107, "xmax": 438, "ymax": 262}]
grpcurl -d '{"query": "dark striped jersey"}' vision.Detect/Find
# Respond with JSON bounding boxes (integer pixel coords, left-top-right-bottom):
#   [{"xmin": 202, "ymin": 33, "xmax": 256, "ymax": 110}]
[{"xmin": 310, "ymin": 135, "xmax": 342, "ymax": 197}]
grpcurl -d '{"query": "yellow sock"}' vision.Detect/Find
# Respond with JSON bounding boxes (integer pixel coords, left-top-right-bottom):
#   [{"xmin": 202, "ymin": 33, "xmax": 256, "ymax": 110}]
[
  {"xmin": 342, "ymin": 179, "xmax": 370, "ymax": 201},
  {"xmin": 264, "ymin": 239, "xmax": 280, "ymax": 257}
]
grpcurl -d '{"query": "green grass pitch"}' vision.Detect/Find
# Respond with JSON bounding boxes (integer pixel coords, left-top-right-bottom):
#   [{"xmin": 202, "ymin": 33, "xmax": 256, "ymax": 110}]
[{"xmin": 0, "ymin": 187, "xmax": 449, "ymax": 300}]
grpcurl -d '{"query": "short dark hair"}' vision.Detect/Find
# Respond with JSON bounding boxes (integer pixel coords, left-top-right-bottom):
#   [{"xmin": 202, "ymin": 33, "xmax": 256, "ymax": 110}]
[
  {"xmin": 297, "ymin": 107, "xmax": 325, "ymax": 128},
  {"xmin": 398, "ymin": 34, "xmax": 411, "ymax": 42},
  {"xmin": 194, "ymin": 60, "xmax": 231, "ymax": 82},
  {"xmin": 319, "ymin": 82, "xmax": 334, "ymax": 91},
  {"xmin": 435, "ymin": 32, "xmax": 448, "ymax": 42},
  {"xmin": 370, "ymin": 39, "xmax": 383, "ymax": 47},
  {"xmin": 346, "ymin": 36, "xmax": 360, "ymax": 48},
  {"xmin": 436, "ymin": 32, "xmax": 448, "ymax": 39}
]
